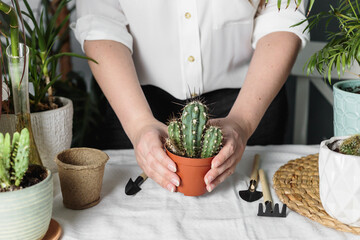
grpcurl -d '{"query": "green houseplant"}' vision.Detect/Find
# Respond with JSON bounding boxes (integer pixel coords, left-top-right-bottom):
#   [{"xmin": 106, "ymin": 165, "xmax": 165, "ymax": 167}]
[
  {"xmin": 165, "ymin": 100, "xmax": 223, "ymax": 196},
  {"xmin": 0, "ymin": 128, "xmax": 53, "ymax": 240},
  {"xmin": 297, "ymin": 0, "xmax": 360, "ymax": 136},
  {"xmin": 0, "ymin": 0, "xmax": 96, "ymax": 171}
]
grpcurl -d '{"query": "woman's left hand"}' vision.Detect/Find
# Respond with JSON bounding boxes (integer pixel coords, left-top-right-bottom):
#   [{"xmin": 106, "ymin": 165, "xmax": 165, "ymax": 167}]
[{"xmin": 204, "ymin": 117, "xmax": 249, "ymax": 192}]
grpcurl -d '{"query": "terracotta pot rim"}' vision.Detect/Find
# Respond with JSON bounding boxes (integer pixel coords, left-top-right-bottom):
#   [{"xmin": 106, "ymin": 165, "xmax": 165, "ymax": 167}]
[
  {"xmin": 55, "ymin": 147, "xmax": 109, "ymax": 170},
  {"xmin": 165, "ymin": 147, "xmax": 213, "ymax": 166},
  {"xmin": 0, "ymin": 169, "xmax": 52, "ymax": 196}
]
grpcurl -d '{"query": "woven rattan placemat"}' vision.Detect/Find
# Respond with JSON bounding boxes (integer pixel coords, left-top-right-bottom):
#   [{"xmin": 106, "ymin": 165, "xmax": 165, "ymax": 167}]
[{"xmin": 273, "ymin": 154, "xmax": 360, "ymax": 235}]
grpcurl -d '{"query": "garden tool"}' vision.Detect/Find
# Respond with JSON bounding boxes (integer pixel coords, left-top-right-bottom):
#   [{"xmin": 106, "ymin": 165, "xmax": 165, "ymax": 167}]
[
  {"xmin": 125, "ymin": 172, "xmax": 148, "ymax": 196},
  {"xmin": 257, "ymin": 169, "xmax": 287, "ymax": 217},
  {"xmin": 239, "ymin": 154, "xmax": 263, "ymax": 202}
]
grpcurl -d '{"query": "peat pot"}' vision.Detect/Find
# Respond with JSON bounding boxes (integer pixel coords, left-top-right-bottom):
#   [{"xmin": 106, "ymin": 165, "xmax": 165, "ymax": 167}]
[
  {"xmin": 166, "ymin": 147, "xmax": 212, "ymax": 196},
  {"xmin": 319, "ymin": 136, "xmax": 360, "ymax": 226},
  {"xmin": 0, "ymin": 169, "xmax": 53, "ymax": 240},
  {"xmin": 0, "ymin": 97, "xmax": 73, "ymax": 172}
]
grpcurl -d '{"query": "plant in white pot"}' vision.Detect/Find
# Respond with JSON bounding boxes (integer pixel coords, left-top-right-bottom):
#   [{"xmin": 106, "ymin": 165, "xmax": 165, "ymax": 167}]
[
  {"xmin": 0, "ymin": 0, "xmax": 95, "ymax": 172},
  {"xmin": 0, "ymin": 128, "xmax": 53, "ymax": 240},
  {"xmin": 319, "ymin": 134, "xmax": 360, "ymax": 226}
]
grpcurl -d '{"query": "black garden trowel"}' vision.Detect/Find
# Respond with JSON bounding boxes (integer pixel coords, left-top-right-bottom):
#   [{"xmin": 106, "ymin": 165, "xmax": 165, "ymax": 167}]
[
  {"xmin": 125, "ymin": 172, "xmax": 148, "ymax": 196},
  {"xmin": 239, "ymin": 154, "xmax": 263, "ymax": 202}
]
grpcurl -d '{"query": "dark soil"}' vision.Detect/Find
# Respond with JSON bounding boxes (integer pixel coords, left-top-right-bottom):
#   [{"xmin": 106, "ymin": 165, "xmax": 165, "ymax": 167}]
[
  {"xmin": 340, "ymin": 86, "xmax": 360, "ymax": 94},
  {"xmin": 1, "ymin": 97, "xmax": 64, "ymax": 114},
  {"xmin": 0, "ymin": 165, "xmax": 47, "ymax": 192}
]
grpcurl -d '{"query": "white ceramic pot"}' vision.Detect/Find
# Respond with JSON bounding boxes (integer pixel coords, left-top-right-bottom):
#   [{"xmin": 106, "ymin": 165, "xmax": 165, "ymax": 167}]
[
  {"xmin": 0, "ymin": 97, "xmax": 73, "ymax": 172},
  {"xmin": 319, "ymin": 136, "xmax": 360, "ymax": 226},
  {"xmin": 0, "ymin": 169, "xmax": 53, "ymax": 240}
]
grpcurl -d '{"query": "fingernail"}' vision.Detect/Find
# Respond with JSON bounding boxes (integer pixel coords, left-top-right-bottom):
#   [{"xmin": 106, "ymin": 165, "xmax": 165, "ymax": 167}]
[
  {"xmin": 207, "ymin": 185, "xmax": 213, "ymax": 192},
  {"xmin": 168, "ymin": 164, "xmax": 177, "ymax": 172},
  {"xmin": 167, "ymin": 183, "xmax": 175, "ymax": 192},
  {"xmin": 206, "ymin": 176, "xmax": 213, "ymax": 185},
  {"xmin": 171, "ymin": 178, "xmax": 180, "ymax": 187},
  {"xmin": 211, "ymin": 162, "xmax": 217, "ymax": 169}
]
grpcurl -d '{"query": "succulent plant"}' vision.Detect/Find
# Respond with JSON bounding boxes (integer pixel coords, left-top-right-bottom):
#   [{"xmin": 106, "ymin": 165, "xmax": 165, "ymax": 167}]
[
  {"xmin": 167, "ymin": 101, "xmax": 223, "ymax": 158},
  {"xmin": 339, "ymin": 135, "xmax": 360, "ymax": 156},
  {"xmin": 0, "ymin": 128, "xmax": 30, "ymax": 189}
]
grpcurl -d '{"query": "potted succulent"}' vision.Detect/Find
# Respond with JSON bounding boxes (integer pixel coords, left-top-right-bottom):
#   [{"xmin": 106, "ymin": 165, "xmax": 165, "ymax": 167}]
[
  {"xmin": 165, "ymin": 100, "xmax": 223, "ymax": 196},
  {"xmin": 0, "ymin": 0, "xmax": 95, "ymax": 172},
  {"xmin": 0, "ymin": 128, "xmax": 53, "ymax": 240},
  {"xmin": 297, "ymin": 0, "xmax": 360, "ymax": 136},
  {"xmin": 318, "ymin": 134, "xmax": 360, "ymax": 226}
]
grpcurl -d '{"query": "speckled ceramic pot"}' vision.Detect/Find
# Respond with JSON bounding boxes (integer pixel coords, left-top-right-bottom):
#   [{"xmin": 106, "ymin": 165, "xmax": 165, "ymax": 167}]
[
  {"xmin": 0, "ymin": 169, "xmax": 53, "ymax": 240},
  {"xmin": 333, "ymin": 80, "xmax": 360, "ymax": 136},
  {"xmin": 319, "ymin": 136, "xmax": 360, "ymax": 226}
]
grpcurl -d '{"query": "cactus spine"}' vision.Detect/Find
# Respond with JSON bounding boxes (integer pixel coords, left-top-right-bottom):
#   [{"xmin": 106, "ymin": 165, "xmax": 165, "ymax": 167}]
[
  {"xmin": 0, "ymin": 128, "xmax": 30, "ymax": 189},
  {"xmin": 339, "ymin": 135, "xmax": 360, "ymax": 156},
  {"xmin": 167, "ymin": 100, "xmax": 222, "ymax": 158}
]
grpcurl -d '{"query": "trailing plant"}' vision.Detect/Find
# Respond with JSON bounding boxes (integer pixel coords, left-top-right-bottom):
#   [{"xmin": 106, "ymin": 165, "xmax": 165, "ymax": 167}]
[
  {"xmin": 339, "ymin": 134, "xmax": 360, "ymax": 156},
  {"xmin": 166, "ymin": 101, "xmax": 223, "ymax": 158},
  {"xmin": 0, "ymin": 128, "xmax": 30, "ymax": 190},
  {"xmin": 295, "ymin": 0, "xmax": 360, "ymax": 83}
]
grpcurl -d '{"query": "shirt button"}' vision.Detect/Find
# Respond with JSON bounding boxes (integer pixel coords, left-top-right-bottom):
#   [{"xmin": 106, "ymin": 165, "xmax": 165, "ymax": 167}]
[
  {"xmin": 188, "ymin": 56, "xmax": 195, "ymax": 62},
  {"xmin": 185, "ymin": 12, "xmax": 191, "ymax": 19}
]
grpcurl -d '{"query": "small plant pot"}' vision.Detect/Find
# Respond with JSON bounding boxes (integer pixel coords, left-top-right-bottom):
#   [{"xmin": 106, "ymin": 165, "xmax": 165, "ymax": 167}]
[
  {"xmin": 319, "ymin": 136, "xmax": 360, "ymax": 226},
  {"xmin": 166, "ymin": 147, "xmax": 213, "ymax": 196},
  {"xmin": 0, "ymin": 169, "xmax": 53, "ymax": 240},
  {"xmin": 55, "ymin": 148, "xmax": 109, "ymax": 210}
]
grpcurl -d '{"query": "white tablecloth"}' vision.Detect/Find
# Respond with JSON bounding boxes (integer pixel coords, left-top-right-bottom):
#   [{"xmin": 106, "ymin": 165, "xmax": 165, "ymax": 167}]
[{"xmin": 52, "ymin": 145, "xmax": 358, "ymax": 240}]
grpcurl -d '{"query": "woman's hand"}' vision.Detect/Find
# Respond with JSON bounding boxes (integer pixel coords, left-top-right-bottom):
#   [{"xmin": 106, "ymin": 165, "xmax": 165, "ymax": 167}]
[
  {"xmin": 132, "ymin": 119, "xmax": 180, "ymax": 192},
  {"xmin": 204, "ymin": 117, "xmax": 249, "ymax": 192}
]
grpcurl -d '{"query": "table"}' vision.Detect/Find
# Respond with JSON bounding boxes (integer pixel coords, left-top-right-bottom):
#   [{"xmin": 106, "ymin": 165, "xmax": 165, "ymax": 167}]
[{"xmin": 52, "ymin": 145, "xmax": 358, "ymax": 240}]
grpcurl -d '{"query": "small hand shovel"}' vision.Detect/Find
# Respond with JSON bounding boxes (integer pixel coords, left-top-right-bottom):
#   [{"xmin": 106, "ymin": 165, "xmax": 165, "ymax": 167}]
[
  {"xmin": 257, "ymin": 169, "xmax": 287, "ymax": 217},
  {"xmin": 125, "ymin": 172, "xmax": 148, "ymax": 196},
  {"xmin": 239, "ymin": 154, "xmax": 263, "ymax": 202}
]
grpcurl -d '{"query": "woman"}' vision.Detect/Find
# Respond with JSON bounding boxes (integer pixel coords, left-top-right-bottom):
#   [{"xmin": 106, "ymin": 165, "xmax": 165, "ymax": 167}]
[{"xmin": 73, "ymin": 0, "xmax": 309, "ymax": 193}]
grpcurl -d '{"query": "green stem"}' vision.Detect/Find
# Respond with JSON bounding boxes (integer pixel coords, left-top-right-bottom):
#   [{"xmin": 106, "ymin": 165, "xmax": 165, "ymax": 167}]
[{"xmin": 0, "ymin": 1, "xmax": 19, "ymax": 57}]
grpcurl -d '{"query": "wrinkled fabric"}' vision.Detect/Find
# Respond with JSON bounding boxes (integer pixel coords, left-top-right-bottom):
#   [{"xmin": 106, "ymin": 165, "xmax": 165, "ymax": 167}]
[{"xmin": 52, "ymin": 145, "xmax": 357, "ymax": 240}]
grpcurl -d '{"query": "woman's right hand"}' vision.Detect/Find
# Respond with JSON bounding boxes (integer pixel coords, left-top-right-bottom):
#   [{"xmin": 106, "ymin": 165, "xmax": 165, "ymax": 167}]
[{"xmin": 131, "ymin": 119, "xmax": 180, "ymax": 192}]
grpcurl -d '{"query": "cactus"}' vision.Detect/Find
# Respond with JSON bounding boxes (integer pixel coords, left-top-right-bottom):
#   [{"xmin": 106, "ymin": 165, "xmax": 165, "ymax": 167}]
[
  {"xmin": 201, "ymin": 126, "xmax": 223, "ymax": 158},
  {"xmin": 167, "ymin": 100, "xmax": 223, "ymax": 158},
  {"xmin": 181, "ymin": 101, "xmax": 208, "ymax": 157},
  {"xmin": 0, "ymin": 128, "xmax": 30, "ymax": 189},
  {"xmin": 339, "ymin": 135, "xmax": 360, "ymax": 156}
]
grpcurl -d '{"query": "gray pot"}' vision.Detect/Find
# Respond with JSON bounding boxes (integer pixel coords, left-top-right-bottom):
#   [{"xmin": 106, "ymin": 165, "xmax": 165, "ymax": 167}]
[
  {"xmin": 0, "ymin": 97, "xmax": 73, "ymax": 172},
  {"xmin": 0, "ymin": 169, "xmax": 53, "ymax": 240},
  {"xmin": 333, "ymin": 80, "xmax": 360, "ymax": 136}
]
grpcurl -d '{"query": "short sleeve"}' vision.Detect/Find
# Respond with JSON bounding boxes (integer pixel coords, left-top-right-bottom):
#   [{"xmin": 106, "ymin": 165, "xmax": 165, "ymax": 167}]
[
  {"xmin": 72, "ymin": 0, "xmax": 133, "ymax": 53},
  {"xmin": 252, "ymin": 0, "xmax": 310, "ymax": 49}
]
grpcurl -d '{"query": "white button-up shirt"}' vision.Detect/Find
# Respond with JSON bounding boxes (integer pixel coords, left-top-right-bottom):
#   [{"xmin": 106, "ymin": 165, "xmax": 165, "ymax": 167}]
[{"xmin": 74, "ymin": 0, "xmax": 309, "ymax": 100}]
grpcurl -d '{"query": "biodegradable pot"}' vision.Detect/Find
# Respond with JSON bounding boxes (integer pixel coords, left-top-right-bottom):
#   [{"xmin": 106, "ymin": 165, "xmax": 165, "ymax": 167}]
[
  {"xmin": 55, "ymin": 148, "xmax": 109, "ymax": 210},
  {"xmin": 333, "ymin": 80, "xmax": 360, "ymax": 137},
  {"xmin": 319, "ymin": 136, "xmax": 360, "ymax": 227},
  {"xmin": 0, "ymin": 169, "xmax": 53, "ymax": 240},
  {"xmin": 166, "ymin": 148, "xmax": 213, "ymax": 196},
  {"xmin": 0, "ymin": 97, "xmax": 73, "ymax": 173}
]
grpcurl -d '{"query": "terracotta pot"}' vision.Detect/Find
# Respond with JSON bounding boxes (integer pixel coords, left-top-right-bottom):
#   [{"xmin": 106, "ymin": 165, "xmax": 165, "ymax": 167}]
[
  {"xmin": 166, "ymin": 148, "xmax": 213, "ymax": 196},
  {"xmin": 55, "ymin": 148, "xmax": 109, "ymax": 210}
]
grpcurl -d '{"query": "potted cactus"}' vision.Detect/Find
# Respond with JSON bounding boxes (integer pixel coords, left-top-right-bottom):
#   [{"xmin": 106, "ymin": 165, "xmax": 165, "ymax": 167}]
[
  {"xmin": 165, "ymin": 101, "xmax": 223, "ymax": 196},
  {"xmin": 318, "ymin": 134, "xmax": 360, "ymax": 227},
  {"xmin": 0, "ymin": 128, "xmax": 53, "ymax": 240}
]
